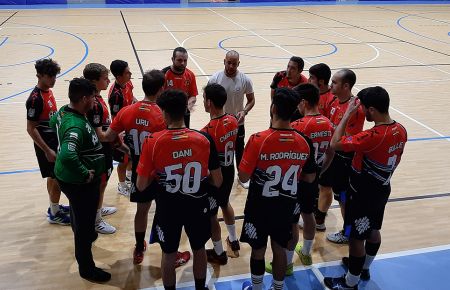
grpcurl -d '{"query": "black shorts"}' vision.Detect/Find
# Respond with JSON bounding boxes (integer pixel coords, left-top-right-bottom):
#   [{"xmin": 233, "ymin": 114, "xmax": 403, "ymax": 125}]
[
  {"xmin": 209, "ymin": 166, "xmax": 235, "ymax": 216},
  {"xmin": 129, "ymin": 162, "xmax": 156, "ymax": 203},
  {"xmin": 102, "ymin": 142, "xmax": 114, "ymax": 182},
  {"xmin": 343, "ymin": 174, "xmax": 391, "ymax": 240},
  {"xmin": 150, "ymin": 195, "xmax": 211, "ymax": 253},
  {"xmin": 112, "ymin": 148, "xmax": 129, "ymax": 163},
  {"xmin": 240, "ymin": 200, "xmax": 295, "ymax": 249},
  {"xmin": 318, "ymin": 165, "xmax": 333, "ymax": 187},
  {"xmin": 298, "ymin": 179, "xmax": 319, "ymax": 215},
  {"xmin": 34, "ymin": 139, "xmax": 57, "ymax": 179},
  {"xmin": 330, "ymin": 152, "xmax": 353, "ymax": 203}
]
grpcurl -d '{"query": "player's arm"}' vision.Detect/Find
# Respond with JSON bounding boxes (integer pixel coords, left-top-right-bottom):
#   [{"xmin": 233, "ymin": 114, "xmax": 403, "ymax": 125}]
[
  {"xmin": 320, "ymin": 145, "xmax": 335, "ymax": 176},
  {"xmin": 270, "ymin": 71, "xmax": 283, "ymax": 101},
  {"xmin": 203, "ymin": 131, "xmax": 223, "ymax": 188},
  {"xmin": 331, "ymin": 97, "xmax": 361, "ymax": 151},
  {"xmin": 236, "ymin": 92, "xmax": 255, "ymax": 124},
  {"xmin": 136, "ymin": 137, "xmax": 155, "ymax": 192},
  {"xmin": 27, "ymin": 120, "xmax": 56, "ymax": 162},
  {"xmin": 238, "ymin": 134, "xmax": 258, "ymax": 183}
]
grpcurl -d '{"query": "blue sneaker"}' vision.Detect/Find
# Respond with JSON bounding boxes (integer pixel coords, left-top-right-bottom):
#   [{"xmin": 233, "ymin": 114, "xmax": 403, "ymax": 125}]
[
  {"xmin": 242, "ymin": 281, "xmax": 253, "ymax": 290},
  {"xmin": 47, "ymin": 210, "xmax": 70, "ymax": 225},
  {"xmin": 47, "ymin": 205, "xmax": 70, "ymax": 216}
]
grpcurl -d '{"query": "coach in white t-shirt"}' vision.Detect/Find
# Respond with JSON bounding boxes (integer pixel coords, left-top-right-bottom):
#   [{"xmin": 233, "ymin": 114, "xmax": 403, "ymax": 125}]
[{"xmin": 208, "ymin": 50, "xmax": 255, "ymax": 189}]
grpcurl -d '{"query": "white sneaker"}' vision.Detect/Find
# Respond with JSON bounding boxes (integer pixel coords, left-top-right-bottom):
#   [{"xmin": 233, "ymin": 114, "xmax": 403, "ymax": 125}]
[
  {"xmin": 117, "ymin": 183, "xmax": 129, "ymax": 197},
  {"xmin": 95, "ymin": 219, "xmax": 116, "ymax": 234},
  {"xmin": 298, "ymin": 216, "xmax": 304, "ymax": 228},
  {"xmin": 101, "ymin": 206, "xmax": 117, "ymax": 216},
  {"xmin": 326, "ymin": 230, "xmax": 349, "ymax": 244},
  {"xmin": 238, "ymin": 179, "xmax": 250, "ymax": 189}
]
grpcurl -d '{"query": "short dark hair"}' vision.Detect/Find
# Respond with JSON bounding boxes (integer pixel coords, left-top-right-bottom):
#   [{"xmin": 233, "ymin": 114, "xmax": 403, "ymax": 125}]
[
  {"xmin": 309, "ymin": 63, "xmax": 331, "ymax": 85},
  {"xmin": 110, "ymin": 60, "xmax": 128, "ymax": 78},
  {"xmin": 293, "ymin": 83, "xmax": 320, "ymax": 106},
  {"xmin": 272, "ymin": 88, "xmax": 299, "ymax": 121},
  {"xmin": 157, "ymin": 89, "xmax": 187, "ymax": 121},
  {"xmin": 358, "ymin": 86, "xmax": 390, "ymax": 114},
  {"xmin": 35, "ymin": 59, "xmax": 61, "ymax": 77},
  {"xmin": 142, "ymin": 69, "xmax": 165, "ymax": 96},
  {"xmin": 68, "ymin": 78, "xmax": 96, "ymax": 103},
  {"xmin": 340, "ymin": 69, "xmax": 356, "ymax": 89},
  {"xmin": 172, "ymin": 47, "xmax": 187, "ymax": 59},
  {"xmin": 83, "ymin": 63, "xmax": 108, "ymax": 81},
  {"xmin": 290, "ymin": 56, "xmax": 304, "ymax": 72},
  {"xmin": 204, "ymin": 83, "xmax": 227, "ymax": 108}
]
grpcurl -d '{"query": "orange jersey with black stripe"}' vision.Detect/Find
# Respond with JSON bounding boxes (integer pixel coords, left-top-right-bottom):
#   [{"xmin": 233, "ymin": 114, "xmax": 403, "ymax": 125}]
[
  {"xmin": 270, "ymin": 71, "xmax": 308, "ymax": 90},
  {"xmin": 137, "ymin": 128, "xmax": 220, "ymax": 198},
  {"xmin": 201, "ymin": 114, "xmax": 239, "ymax": 168},
  {"xmin": 108, "ymin": 81, "xmax": 134, "ymax": 117},
  {"xmin": 239, "ymin": 128, "xmax": 317, "ymax": 201},
  {"xmin": 291, "ymin": 114, "xmax": 334, "ymax": 167},
  {"xmin": 162, "ymin": 66, "xmax": 198, "ymax": 98},
  {"xmin": 340, "ymin": 122, "xmax": 407, "ymax": 185},
  {"xmin": 318, "ymin": 90, "xmax": 334, "ymax": 117},
  {"xmin": 110, "ymin": 100, "xmax": 165, "ymax": 160},
  {"xmin": 328, "ymin": 97, "xmax": 365, "ymax": 136}
]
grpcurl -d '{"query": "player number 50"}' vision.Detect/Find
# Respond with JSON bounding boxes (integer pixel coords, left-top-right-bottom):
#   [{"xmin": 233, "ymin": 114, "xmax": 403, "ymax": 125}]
[{"xmin": 164, "ymin": 162, "xmax": 202, "ymax": 194}]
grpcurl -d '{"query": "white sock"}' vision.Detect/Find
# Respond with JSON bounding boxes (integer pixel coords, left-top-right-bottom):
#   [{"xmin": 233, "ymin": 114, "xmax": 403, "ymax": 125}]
[
  {"xmin": 302, "ymin": 239, "xmax": 313, "ymax": 255},
  {"xmin": 119, "ymin": 181, "xmax": 126, "ymax": 188},
  {"xmin": 363, "ymin": 254, "xmax": 375, "ymax": 269},
  {"xmin": 271, "ymin": 279, "xmax": 284, "ymax": 290},
  {"xmin": 126, "ymin": 170, "xmax": 132, "ymax": 180},
  {"xmin": 226, "ymin": 224, "xmax": 237, "ymax": 242},
  {"xmin": 345, "ymin": 271, "xmax": 360, "ymax": 287},
  {"xmin": 251, "ymin": 274, "xmax": 264, "ymax": 290},
  {"xmin": 95, "ymin": 209, "xmax": 102, "ymax": 223},
  {"xmin": 286, "ymin": 250, "xmax": 294, "ymax": 264},
  {"xmin": 50, "ymin": 202, "xmax": 59, "ymax": 216},
  {"xmin": 213, "ymin": 240, "xmax": 224, "ymax": 255}
]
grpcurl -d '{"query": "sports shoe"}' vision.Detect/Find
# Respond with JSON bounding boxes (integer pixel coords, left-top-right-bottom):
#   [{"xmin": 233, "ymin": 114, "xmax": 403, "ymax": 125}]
[
  {"xmin": 133, "ymin": 240, "xmax": 147, "ymax": 265},
  {"xmin": 342, "ymin": 257, "xmax": 370, "ymax": 280},
  {"xmin": 324, "ymin": 275, "xmax": 358, "ymax": 290},
  {"xmin": 47, "ymin": 204, "xmax": 70, "ymax": 216},
  {"xmin": 206, "ymin": 249, "xmax": 228, "ymax": 265},
  {"xmin": 117, "ymin": 183, "xmax": 129, "ymax": 197},
  {"xmin": 101, "ymin": 206, "xmax": 117, "ymax": 216},
  {"xmin": 298, "ymin": 216, "xmax": 304, "ymax": 228},
  {"xmin": 316, "ymin": 223, "xmax": 326, "ymax": 232},
  {"xmin": 47, "ymin": 210, "xmax": 71, "ymax": 225},
  {"xmin": 242, "ymin": 281, "xmax": 253, "ymax": 290},
  {"xmin": 238, "ymin": 179, "xmax": 250, "ymax": 189},
  {"xmin": 175, "ymin": 251, "xmax": 191, "ymax": 268},
  {"xmin": 295, "ymin": 244, "xmax": 312, "ymax": 266},
  {"xmin": 265, "ymin": 261, "xmax": 293, "ymax": 276},
  {"xmin": 95, "ymin": 219, "xmax": 116, "ymax": 234},
  {"xmin": 226, "ymin": 237, "xmax": 240, "ymax": 258},
  {"xmin": 327, "ymin": 230, "xmax": 349, "ymax": 244},
  {"xmin": 80, "ymin": 267, "xmax": 111, "ymax": 282}
]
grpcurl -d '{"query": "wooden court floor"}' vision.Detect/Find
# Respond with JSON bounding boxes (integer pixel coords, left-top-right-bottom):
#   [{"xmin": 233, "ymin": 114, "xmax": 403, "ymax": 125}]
[{"xmin": 0, "ymin": 3, "xmax": 449, "ymax": 289}]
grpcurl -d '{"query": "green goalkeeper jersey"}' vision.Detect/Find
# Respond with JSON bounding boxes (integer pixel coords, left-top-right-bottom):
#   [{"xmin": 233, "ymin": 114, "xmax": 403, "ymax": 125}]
[{"xmin": 50, "ymin": 105, "xmax": 105, "ymax": 184}]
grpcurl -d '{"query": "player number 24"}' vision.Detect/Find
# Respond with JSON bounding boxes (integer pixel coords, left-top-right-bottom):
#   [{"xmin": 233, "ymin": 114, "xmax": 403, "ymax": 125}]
[{"xmin": 262, "ymin": 165, "xmax": 300, "ymax": 197}]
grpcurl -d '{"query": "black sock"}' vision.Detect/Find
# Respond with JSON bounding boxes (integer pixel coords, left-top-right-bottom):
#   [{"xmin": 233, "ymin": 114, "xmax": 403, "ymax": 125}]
[
  {"xmin": 314, "ymin": 210, "xmax": 327, "ymax": 224},
  {"xmin": 348, "ymin": 255, "xmax": 365, "ymax": 276},
  {"xmin": 195, "ymin": 278, "xmax": 206, "ymax": 290},
  {"xmin": 365, "ymin": 241, "xmax": 381, "ymax": 256},
  {"xmin": 164, "ymin": 286, "xmax": 175, "ymax": 290},
  {"xmin": 250, "ymin": 257, "xmax": 265, "ymax": 275},
  {"xmin": 135, "ymin": 232, "xmax": 146, "ymax": 251}
]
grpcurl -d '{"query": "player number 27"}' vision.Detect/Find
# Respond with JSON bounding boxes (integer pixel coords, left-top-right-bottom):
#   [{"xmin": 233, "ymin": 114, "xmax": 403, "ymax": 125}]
[
  {"xmin": 262, "ymin": 165, "xmax": 300, "ymax": 197},
  {"xmin": 164, "ymin": 162, "xmax": 202, "ymax": 194}
]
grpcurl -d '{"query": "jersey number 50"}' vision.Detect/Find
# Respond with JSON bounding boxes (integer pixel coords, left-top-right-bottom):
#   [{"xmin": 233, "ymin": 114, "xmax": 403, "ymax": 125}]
[{"xmin": 164, "ymin": 162, "xmax": 202, "ymax": 194}]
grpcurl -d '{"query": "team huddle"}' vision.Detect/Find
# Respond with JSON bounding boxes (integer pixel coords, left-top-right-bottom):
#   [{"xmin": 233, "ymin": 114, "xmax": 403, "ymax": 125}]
[{"xmin": 26, "ymin": 47, "xmax": 407, "ymax": 290}]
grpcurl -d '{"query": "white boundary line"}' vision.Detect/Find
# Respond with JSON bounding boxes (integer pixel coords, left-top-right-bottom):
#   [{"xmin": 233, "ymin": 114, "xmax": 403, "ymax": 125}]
[{"xmin": 159, "ymin": 20, "xmax": 209, "ymax": 81}]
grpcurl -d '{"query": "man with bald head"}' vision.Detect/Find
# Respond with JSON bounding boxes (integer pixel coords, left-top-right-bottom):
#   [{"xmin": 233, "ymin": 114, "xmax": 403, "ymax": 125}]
[{"xmin": 208, "ymin": 50, "xmax": 255, "ymax": 189}]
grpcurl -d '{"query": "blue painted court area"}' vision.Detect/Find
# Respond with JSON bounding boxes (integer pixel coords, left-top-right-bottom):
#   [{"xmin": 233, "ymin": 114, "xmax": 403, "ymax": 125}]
[{"xmin": 171, "ymin": 245, "xmax": 450, "ymax": 290}]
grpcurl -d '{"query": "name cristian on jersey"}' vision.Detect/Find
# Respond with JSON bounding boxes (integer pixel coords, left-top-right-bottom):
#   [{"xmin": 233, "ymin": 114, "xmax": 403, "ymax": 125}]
[
  {"xmin": 219, "ymin": 128, "xmax": 238, "ymax": 143},
  {"xmin": 260, "ymin": 151, "xmax": 309, "ymax": 161}
]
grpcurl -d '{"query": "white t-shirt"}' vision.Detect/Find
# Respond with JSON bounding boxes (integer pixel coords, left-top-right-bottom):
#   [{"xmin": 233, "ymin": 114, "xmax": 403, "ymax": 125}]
[{"xmin": 208, "ymin": 70, "xmax": 254, "ymax": 122}]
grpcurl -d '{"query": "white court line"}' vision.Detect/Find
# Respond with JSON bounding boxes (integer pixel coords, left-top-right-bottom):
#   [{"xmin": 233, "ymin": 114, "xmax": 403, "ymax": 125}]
[
  {"xmin": 207, "ymin": 8, "xmax": 313, "ymax": 66},
  {"xmin": 159, "ymin": 20, "xmax": 209, "ymax": 81}
]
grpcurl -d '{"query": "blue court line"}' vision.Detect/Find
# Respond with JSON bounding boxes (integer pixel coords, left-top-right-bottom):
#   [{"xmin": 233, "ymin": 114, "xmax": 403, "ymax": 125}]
[
  {"xmin": 0, "ymin": 22, "xmax": 89, "ymax": 102},
  {"xmin": 1, "ymin": 136, "xmax": 448, "ymax": 176},
  {"xmin": 397, "ymin": 14, "xmax": 450, "ymax": 46},
  {"xmin": 0, "ymin": 42, "xmax": 55, "ymax": 67},
  {"xmin": 0, "ymin": 37, "xmax": 8, "ymax": 47}
]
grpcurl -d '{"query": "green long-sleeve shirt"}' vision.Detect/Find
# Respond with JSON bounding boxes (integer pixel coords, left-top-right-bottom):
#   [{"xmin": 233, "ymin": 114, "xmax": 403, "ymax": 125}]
[{"xmin": 50, "ymin": 105, "xmax": 105, "ymax": 184}]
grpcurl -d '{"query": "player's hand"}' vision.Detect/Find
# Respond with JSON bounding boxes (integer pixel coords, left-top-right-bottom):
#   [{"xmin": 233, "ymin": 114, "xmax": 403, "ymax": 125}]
[
  {"xmin": 45, "ymin": 149, "xmax": 57, "ymax": 163},
  {"xmin": 344, "ymin": 97, "xmax": 360, "ymax": 118},
  {"xmin": 86, "ymin": 170, "xmax": 95, "ymax": 183},
  {"xmin": 236, "ymin": 110, "xmax": 246, "ymax": 123}
]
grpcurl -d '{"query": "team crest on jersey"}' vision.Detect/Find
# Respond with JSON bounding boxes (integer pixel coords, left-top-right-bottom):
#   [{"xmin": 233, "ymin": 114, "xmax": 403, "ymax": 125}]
[
  {"xmin": 48, "ymin": 100, "xmax": 53, "ymax": 108},
  {"xmin": 185, "ymin": 79, "xmax": 190, "ymax": 86},
  {"xmin": 93, "ymin": 115, "xmax": 100, "ymax": 125},
  {"xmin": 28, "ymin": 108, "xmax": 35, "ymax": 117}
]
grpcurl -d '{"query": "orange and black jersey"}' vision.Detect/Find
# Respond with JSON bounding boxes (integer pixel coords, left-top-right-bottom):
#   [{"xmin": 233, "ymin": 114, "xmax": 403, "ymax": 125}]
[
  {"xmin": 201, "ymin": 114, "xmax": 239, "ymax": 168},
  {"xmin": 137, "ymin": 128, "xmax": 220, "ymax": 198},
  {"xmin": 291, "ymin": 114, "xmax": 334, "ymax": 168},
  {"xmin": 239, "ymin": 128, "xmax": 317, "ymax": 201},
  {"xmin": 26, "ymin": 87, "xmax": 57, "ymax": 139},
  {"xmin": 340, "ymin": 122, "xmax": 407, "ymax": 186},
  {"xmin": 162, "ymin": 66, "xmax": 198, "ymax": 98},
  {"xmin": 108, "ymin": 81, "xmax": 134, "ymax": 117},
  {"xmin": 87, "ymin": 95, "xmax": 111, "ymax": 131},
  {"xmin": 318, "ymin": 90, "xmax": 334, "ymax": 117},
  {"xmin": 328, "ymin": 96, "xmax": 365, "ymax": 136},
  {"xmin": 270, "ymin": 71, "xmax": 308, "ymax": 90},
  {"xmin": 110, "ymin": 100, "xmax": 165, "ymax": 162}
]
